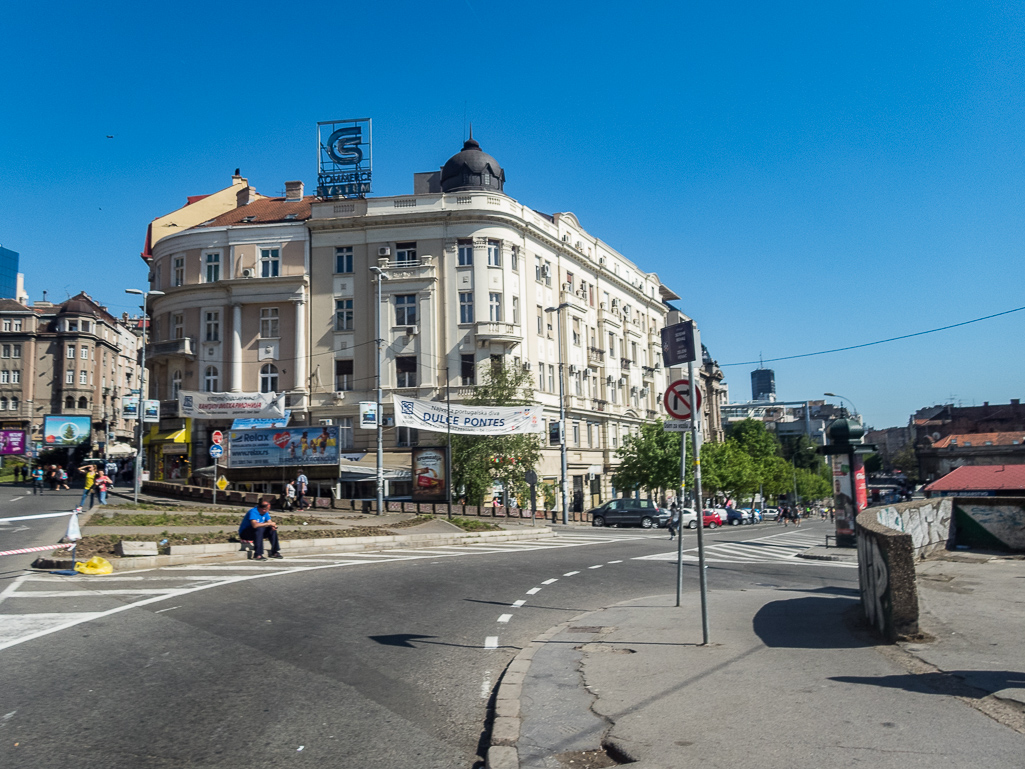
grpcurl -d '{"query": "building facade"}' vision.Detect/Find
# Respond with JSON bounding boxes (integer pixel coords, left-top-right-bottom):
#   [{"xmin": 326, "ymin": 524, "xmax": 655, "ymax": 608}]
[{"xmin": 142, "ymin": 139, "xmax": 725, "ymax": 508}]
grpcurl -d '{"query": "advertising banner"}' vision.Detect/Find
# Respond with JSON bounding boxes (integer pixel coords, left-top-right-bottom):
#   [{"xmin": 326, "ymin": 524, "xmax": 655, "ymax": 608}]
[
  {"xmin": 178, "ymin": 390, "xmax": 286, "ymax": 420},
  {"xmin": 832, "ymin": 453, "xmax": 868, "ymax": 540},
  {"xmin": 43, "ymin": 416, "xmax": 92, "ymax": 446},
  {"xmin": 227, "ymin": 426, "xmax": 339, "ymax": 469},
  {"xmin": 0, "ymin": 429, "xmax": 26, "ymax": 455},
  {"xmin": 359, "ymin": 401, "xmax": 378, "ymax": 429},
  {"xmin": 230, "ymin": 411, "xmax": 291, "ymax": 430},
  {"xmin": 392, "ymin": 395, "xmax": 543, "ymax": 435},
  {"xmin": 122, "ymin": 396, "xmax": 139, "ymax": 419},
  {"xmin": 411, "ymin": 446, "xmax": 448, "ymax": 502},
  {"xmin": 143, "ymin": 399, "xmax": 160, "ymax": 423}
]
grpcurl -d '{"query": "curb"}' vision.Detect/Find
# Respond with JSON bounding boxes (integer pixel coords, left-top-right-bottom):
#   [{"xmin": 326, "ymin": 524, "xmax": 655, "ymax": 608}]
[
  {"xmin": 487, "ymin": 607, "xmax": 603, "ymax": 769},
  {"xmin": 795, "ymin": 552, "xmax": 857, "ymax": 562},
  {"xmin": 34, "ymin": 527, "xmax": 554, "ymax": 572}
]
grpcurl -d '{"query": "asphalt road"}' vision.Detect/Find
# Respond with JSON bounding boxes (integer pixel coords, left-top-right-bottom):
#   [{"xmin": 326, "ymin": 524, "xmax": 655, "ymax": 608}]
[{"xmin": 0, "ymin": 510, "xmax": 850, "ymax": 768}]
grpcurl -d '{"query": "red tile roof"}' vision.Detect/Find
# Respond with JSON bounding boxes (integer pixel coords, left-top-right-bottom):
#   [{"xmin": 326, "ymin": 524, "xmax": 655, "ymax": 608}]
[
  {"xmin": 933, "ymin": 432, "xmax": 1025, "ymax": 448},
  {"xmin": 196, "ymin": 196, "xmax": 314, "ymax": 228},
  {"xmin": 925, "ymin": 464, "xmax": 1025, "ymax": 493}
]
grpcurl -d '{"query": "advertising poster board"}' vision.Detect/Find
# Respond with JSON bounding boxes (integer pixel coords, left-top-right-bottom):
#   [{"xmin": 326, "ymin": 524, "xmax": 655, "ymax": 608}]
[
  {"xmin": 411, "ymin": 446, "xmax": 447, "ymax": 502},
  {"xmin": 122, "ymin": 396, "xmax": 139, "ymax": 419},
  {"xmin": 392, "ymin": 395, "xmax": 543, "ymax": 435},
  {"xmin": 359, "ymin": 401, "xmax": 378, "ymax": 429},
  {"xmin": 0, "ymin": 429, "xmax": 26, "ymax": 455},
  {"xmin": 832, "ymin": 453, "xmax": 868, "ymax": 541},
  {"xmin": 143, "ymin": 400, "xmax": 160, "ymax": 423},
  {"xmin": 43, "ymin": 416, "xmax": 92, "ymax": 446},
  {"xmin": 178, "ymin": 390, "xmax": 286, "ymax": 419},
  {"xmin": 227, "ymin": 426, "xmax": 339, "ymax": 469}
]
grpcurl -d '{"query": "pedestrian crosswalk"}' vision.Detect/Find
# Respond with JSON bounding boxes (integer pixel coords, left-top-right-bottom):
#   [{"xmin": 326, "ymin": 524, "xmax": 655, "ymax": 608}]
[{"xmin": 635, "ymin": 530, "xmax": 858, "ymax": 568}]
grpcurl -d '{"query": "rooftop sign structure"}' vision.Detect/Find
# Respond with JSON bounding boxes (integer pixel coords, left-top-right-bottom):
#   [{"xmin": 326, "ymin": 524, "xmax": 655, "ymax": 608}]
[{"xmin": 317, "ymin": 118, "xmax": 372, "ymax": 199}]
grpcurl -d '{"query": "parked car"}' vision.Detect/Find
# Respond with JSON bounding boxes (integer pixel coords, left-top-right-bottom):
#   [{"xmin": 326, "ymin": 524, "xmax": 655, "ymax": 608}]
[
  {"xmin": 590, "ymin": 498, "xmax": 667, "ymax": 529},
  {"xmin": 671, "ymin": 507, "xmax": 700, "ymax": 529},
  {"xmin": 701, "ymin": 509, "xmax": 722, "ymax": 528},
  {"xmin": 725, "ymin": 507, "xmax": 752, "ymax": 525}
]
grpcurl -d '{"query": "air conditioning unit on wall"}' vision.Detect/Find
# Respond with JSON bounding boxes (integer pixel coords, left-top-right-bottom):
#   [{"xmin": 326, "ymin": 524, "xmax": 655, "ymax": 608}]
[
  {"xmin": 242, "ymin": 268, "xmax": 255, "ymax": 278},
  {"xmin": 406, "ymin": 326, "xmax": 419, "ymax": 336},
  {"xmin": 378, "ymin": 246, "xmax": 391, "ymax": 257},
  {"xmin": 319, "ymin": 418, "xmax": 334, "ymax": 425}
]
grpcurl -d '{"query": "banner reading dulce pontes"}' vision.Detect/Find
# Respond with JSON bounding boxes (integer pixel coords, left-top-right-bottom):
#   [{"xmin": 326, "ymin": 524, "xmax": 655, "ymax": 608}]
[{"xmin": 393, "ymin": 395, "xmax": 543, "ymax": 435}]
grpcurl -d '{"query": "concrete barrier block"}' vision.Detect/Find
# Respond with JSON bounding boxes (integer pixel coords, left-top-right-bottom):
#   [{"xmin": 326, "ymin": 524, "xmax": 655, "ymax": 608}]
[
  {"xmin": 116, "ymin": 541, "xmax": 158, "ymax": 557},
  {"xmin": 486, "ymin": 746, "xmax": 518, "ymax": 769},
  {"xmin": 490, "ymin": 716, "xmax": 519, "ymax": 747}
]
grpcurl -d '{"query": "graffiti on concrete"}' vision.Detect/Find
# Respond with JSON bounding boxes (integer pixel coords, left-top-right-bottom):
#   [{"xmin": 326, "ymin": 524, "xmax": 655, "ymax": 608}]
[
  {"xmin": 962, "ymin": 504, "xmax": 1025, "ymax": 549},
  {"xmin": 874, "ymin": 499, "xmax": 952, "ymax": 557},
  {"xmin": 858, "ymin": 533, "xmax": 890, "ymax": 636}
]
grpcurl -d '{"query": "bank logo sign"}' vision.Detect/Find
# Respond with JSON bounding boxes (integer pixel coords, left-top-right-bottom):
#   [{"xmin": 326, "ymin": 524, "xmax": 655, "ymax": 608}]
[{"xmin": 318, "ymin": 118, "xmax": 372, "ymax": 199}]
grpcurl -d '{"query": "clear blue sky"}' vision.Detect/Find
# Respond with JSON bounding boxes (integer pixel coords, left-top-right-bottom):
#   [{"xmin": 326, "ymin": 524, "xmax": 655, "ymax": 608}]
[{"xmin": 3, "ymin": 1, "xmax": 1023, "ymax": 429}]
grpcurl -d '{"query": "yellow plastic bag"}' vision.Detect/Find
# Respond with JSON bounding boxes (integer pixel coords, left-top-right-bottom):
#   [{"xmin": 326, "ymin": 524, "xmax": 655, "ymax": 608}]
[{"xmin": 74, "ymin": 556, "xmax": 114, "ymax": 575}]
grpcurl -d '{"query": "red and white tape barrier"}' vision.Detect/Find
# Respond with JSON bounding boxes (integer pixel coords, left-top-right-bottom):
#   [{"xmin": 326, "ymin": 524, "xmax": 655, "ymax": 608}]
[{"xmin": 0, "ymin": 543, "xmax": 75, "ymax": 558}]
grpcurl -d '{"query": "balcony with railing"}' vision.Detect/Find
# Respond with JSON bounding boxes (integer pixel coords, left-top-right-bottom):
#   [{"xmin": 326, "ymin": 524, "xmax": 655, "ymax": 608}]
[
  {"xmin": 587, "ymin": 347, "xmax": 605, "ymax": 366},
  {"xmin": 592, "ymin": 399, "xmax": 608, "ymax": 412},
  {"xmin": 147, "ymin": 337, "xmax": 195, "ymax": 361},
  {"xmin": 474, "ymin": 321, "xmax": 521, "ymax": 346},
  {"xmin": 642, "ymin": 365, "xmax": 658, "ymax": 379},
  {"xmin": 620, "ymin": 358, "xmax": 632, "ymax": 370}
]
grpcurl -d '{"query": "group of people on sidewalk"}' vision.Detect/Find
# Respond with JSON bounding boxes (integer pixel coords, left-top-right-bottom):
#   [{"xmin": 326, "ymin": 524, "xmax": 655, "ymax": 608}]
[
  {"xmin": 279, "ymin": 471, "xmax": 310, "ymax": 512},
  {"xmin": 18, "ymin": 461, "xmax": 115, "ymax": 507}
]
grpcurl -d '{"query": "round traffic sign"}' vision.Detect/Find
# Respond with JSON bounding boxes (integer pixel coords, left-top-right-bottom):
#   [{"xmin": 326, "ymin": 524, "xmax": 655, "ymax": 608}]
[
  {"xmin": 663, "ymin": 379, "xmax": 702, "ymax": 420},
  {"xmin": 211, "ymin": 430, "xmax": 223, "ymax": 445},
  {"xmin": 209, "ymin": 444, "xmax": 224, "ymax": 458}
]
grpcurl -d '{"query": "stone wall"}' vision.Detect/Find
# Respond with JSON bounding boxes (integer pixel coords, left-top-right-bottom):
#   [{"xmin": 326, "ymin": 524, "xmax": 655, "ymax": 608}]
[
  {"xmin": 871, "ymin": 496, "xmax": 1025, "ymax": 554},
  {"xmin": 856, "ymin": 510, "xmax": 920, "ymax": 642}
]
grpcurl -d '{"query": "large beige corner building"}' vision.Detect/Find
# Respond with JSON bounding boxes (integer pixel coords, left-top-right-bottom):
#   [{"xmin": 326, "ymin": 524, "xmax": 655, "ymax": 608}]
[{"xmin": 142, "ymin": 139, "xmax": 725, "ymax": 508}]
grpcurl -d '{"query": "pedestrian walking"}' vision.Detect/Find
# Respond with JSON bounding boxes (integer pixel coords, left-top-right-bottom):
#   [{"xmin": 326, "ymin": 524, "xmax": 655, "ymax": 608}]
[
  {"xmin": 93, "ymin": 471, "xmax": 112, "ymax": 505},
  {"xmin": 283, "ymin": 480, "xmax": 296, "ymax": 512},
  {"xmin": 77, "ymin": 464, "xmax": 97, "ymax": 508},
  {"xmin": 295, "ymin": 470, "xmax": 309, "ymax": 510},
  {"xmin": 31, "ymin": 465, "xmax": 44, "ymax": 494},
  {"xmin": 667, "ymin": 504, "xmax": 681, "ymax": 540},
  {"xmin": 58, "ymin": 466, "xmax": 69, "ymax": 490}
]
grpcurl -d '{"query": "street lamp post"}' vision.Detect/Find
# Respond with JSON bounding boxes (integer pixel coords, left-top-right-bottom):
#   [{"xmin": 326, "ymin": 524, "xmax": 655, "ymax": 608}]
[
  {"xmin": 370, "ymin": 266, "xmax": 390, "ymax": 516},
  {"xmin": 126, "ymin": 289, "xmax": 164, "ymax": 505},
  {"xmin": 824, "ymin": 392, "xmax": 859, "ymax": 420},
  {"xmin": 545, "ymin": 303, "xmax": 570, "ymax": 525}
]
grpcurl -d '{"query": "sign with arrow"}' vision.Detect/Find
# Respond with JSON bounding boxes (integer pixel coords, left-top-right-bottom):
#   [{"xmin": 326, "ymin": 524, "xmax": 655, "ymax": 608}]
[{"xmin": 664, "ymin": 379, "xmax": 702, "ymax": 421}]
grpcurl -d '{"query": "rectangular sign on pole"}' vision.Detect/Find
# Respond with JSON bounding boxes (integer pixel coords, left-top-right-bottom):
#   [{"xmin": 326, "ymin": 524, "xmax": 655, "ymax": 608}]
[
  {"xmin": 122, "ymin": 396, "xmax": 139, "ymax": 419},
  {"xmin": 359, "ymin": 402, "xmax": 378, "ymax": 429},
  {"xmin": 660, "ymin": 321, "xmax": 698, "ymax": 367},
  {"xmin": 411, "ymin": 446, "xmax": 448, "ymax": 502},
  {"xmin": 392, "ymin": 395, "xmax": 543, "ymax": 435},
  {"xmin": 663, "ymin": 420, "xmax": 693, "ymax": 432},
  {"xmin": 43, "ymin": 416, "xmax": 92, "ymax": 446}
]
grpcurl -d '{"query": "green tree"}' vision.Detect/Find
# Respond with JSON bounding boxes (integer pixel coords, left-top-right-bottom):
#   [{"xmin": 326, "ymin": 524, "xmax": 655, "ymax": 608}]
[
  {"xmin": 863, "ymin": 452, "xmax": 883, "ymax": 474},
  {"xmin": 700, "ymin": 439, "xmax": 758, "ymax": 503},
  {"xmin": 761, "ymin": 455, "xmax": 796, "ymax": 502},
  {"xmin": 613, "ymin": 420, "xmax": 683, "ymax": 499},
  {"xmin": 450, "ymin": 362, "xmax": 544, "ymax": 506},
  {"xmin": 780, "ymin": 434, "xmax": 825, "ymax": 471},
  {"xmin": 892, "ymin": 442, "xmax": 920, "ymax": 483},
  {"xmin": 729, "ymin": 419, "xmax": 783, "ymax": 506},
  {"xmin": 795, "ymin": 465, "xmax": 832, "ymax": 503}
]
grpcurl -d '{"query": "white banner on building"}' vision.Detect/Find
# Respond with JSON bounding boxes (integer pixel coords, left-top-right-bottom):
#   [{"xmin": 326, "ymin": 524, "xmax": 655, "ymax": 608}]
[
  {"xmin": 178, "ymin": 391, "xmax": 286, "ymax": 420},
  {"xmin": 392, "ymin": 395, "xmax": 543, "ymax": 435}
]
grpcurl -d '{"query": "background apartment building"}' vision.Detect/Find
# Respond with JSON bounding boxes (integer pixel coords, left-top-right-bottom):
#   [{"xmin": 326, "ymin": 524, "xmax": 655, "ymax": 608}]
[{"xmin": 142, "ymin": 138, "xmax": 725, "ymax": 508}]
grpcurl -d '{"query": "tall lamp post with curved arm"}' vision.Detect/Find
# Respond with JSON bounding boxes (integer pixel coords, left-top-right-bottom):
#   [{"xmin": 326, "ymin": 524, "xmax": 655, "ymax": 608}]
[
  {"xmin": 126, "ymin": 289, "xmax": 164, "ymax": 505},
  {"xmin": 824, "ymin": 392, "xmax": 859, "ymax": 420}
]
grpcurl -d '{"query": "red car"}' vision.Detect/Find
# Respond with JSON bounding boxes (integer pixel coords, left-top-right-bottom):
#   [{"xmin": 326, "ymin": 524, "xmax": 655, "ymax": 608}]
[{"xmin": 701, "ymin": 509, "xmax": 722, "ymax": 528}]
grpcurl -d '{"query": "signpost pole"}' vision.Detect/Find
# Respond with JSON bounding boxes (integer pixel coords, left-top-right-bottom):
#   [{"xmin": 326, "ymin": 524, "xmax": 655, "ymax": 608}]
[
  {"xmin": 688, "ymin": 352, "xmax": 710, "ymax": 645},
  {"xmin": 676, "ymin": 426, "xmax": 686, "ymax": 607},
  {"xmin": 212, "ymin": 456, "xmax": 217, "ymax": 507}
]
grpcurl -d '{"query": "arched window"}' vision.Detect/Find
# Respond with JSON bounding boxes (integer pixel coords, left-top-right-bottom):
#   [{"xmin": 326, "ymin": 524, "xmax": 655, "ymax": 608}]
[
  {"xmin": 260, "ymin": 364, "xmax": 278, "ymax": 394},
  {"xmin": 78, "ymin": 396, "xmax": 88, "ymax": 409},
  {"xmin": 171, "ymin": 370, "xmax": 183, "ymax": 399},
  {"xmin": 10, "ymin": 396, "xmax": 18, "ymax": 411},
  {"xmin": 65, "ymin": 396, "xmax": 74, "ymax": 409},
  {"xmin": 204, "ymin": 366, "xmax": 219, "ymax": 393}
]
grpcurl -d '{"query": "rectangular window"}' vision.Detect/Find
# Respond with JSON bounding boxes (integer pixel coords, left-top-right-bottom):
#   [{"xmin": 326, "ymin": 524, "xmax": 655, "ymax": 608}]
[
  {"xmin": 335, "ymin": 299, "xmax": 354, "ymax": 331},
  {"xmin": 11, "ymin": 370, "xmax": 19, "ymax": 384},
  {"xmin": 173, "ymin": 256, "xmax": 184, "ymax": 287},
  {"xmin": 539, "ymin": 370, "xmax": 545, "ymax": 392},
  {"xmin": 573, "ymin": 371, "xmax": 582, "ymax": 395},
  {"xmin": 81, "ymin": 345, "xmax": 90, "ymax": 359},
  {"xmin": 260, "ymin": 248, "xmax": 280, "ymax": 278},
  {"xmin": 396, "ymin": 356, "xmax": 417, "ymax": 388},
  {"xmin": 67, "ymin": 320, "xmax": 78, "ymax": 332},
  {"xmin": 535, "ymin": 256, "xmax": 542, "ymax": 282},
  {"xmin": 572, "ymin": 317, "xmax": 581, "ymax": 346},
  {"xmin": 608, "ymin": 332, "xmax": 615, "ymax": 357},
  {"xmin": 548, "ymin": 364, "xmax": 555, "ymax": 393},
  {"xmin": 12, "ymin": 344, "xmax": 20, "ymax": 358},
  {"xmin": 544, "ymin": 261, "xmax": 552, "ymax": 286},
  {"xmin": 566, "ymin": 271, "xmax": 574, "ymax": 292},
  {"xmin": 397, "ymin": 426, "xmax": 419, "ymax": 447},
  {"xmin": 510, "ymin": 246, "xmax": 518, "ymax": 272},
  {"xmin": 335, "ymin": 246, "xmax": 354, "ymax": 274},
  {"xmin": 1, "ymin": 320, "xmax": 8, "ymax": 332},
  {"xmin": 487, "ymin": 239, "xmax": 501, "ymax": 267},
  {"xmin": 260, "ymin": 308, "xmax": 279, "ymax": 338},
  {"xmin": 1, "ymin": 345, "xmax": 8, "ymax": 358},
  {"xmin": 459, "ymin": 292, "xmax": 474, "ymax": 324},
  {"xmin": 205, "ymin": 253, "xmax": 220, "ymax": 283},
  {"xmin": 573, "ymin": 422, "xmax": 580, "ymax": 446},
  {"xmin": 395, "ymin": 295, "xmax": 417, "ymax": 326},
  {"xmin": 0, "ymin": 371, "xmax": 7, "ymax": 384},
  {"xmin": 457, "ymin": 239, "xmax": 473, "ymax": 266},
  {"xmin": 66, "ymin": 370, "xmax": 74, "ymax": 384},
  {"xmin": 67, "ymin": 345, "xmax": 75, "ymax": 359},
  {"xmin": 335, "ymin": 359, "xmax": 354, "ymax": 391},
  {"xmin": 338, "ymin": 417, "xmax": 354, "ymax": 449},
  {"xmin": 12, "ymin": 320, "xmax": 21, "ymax": 332},
  {"xmin": 172, "ymin": 314, "xmax": 184, "ymax": 340},
  {"xmin": 536, "ymin": 306, "xmax": 544, "ymax": 336},
  {"xmin": 489, "ymin": 292, "xmax": 502, "ymax": 322},
  {"xmin": 395, "ymin": 242, "xmax": 417, "ymax": 266},
  {"xmin": 512, "ymin": 296, "xmax": 519, "ymax": 325},
  {"xmin": 79, "ymin": 370, "xmax": 88, "ymax": 385},
  {"xmin": 632, "ymin": 342, "xmax": 638, "ymax": 363},
  {"xmin": 587, "ymin": 422, "xmax": 594, "ymax": 448},
  {"xmin": 461, "ymin": 354, "xmax": 476, "ymax": 385},
  {"xmin": 205, "ymin": 311, "xmax": 220, "ymax": 342}
]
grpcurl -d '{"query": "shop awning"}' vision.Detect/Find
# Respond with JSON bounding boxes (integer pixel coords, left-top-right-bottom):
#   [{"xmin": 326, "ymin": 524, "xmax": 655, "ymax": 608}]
[
  {"xmin": 107, "ymin": 442, "xmax": 136, "ymax": 456},
  {"xmin": 143, "ymin": 428, "xmax": 186, "ymax": 445}
]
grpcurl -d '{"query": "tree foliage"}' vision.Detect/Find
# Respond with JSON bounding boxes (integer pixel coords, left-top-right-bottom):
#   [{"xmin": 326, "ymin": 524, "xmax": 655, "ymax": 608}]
[
  {"xmin": 450, "ymin": 362, "xmax": 543, "ymax": 506},
  {"xmin": 700, "ymin": 439, "xmax": 758, "ymax": 500},
  {"xmin": 613, "ymin": 420, "xmax": 683, "ymax": 498},
  {"xmin": 892, "ymin": 442, "xmax": 920, "ymax": 483}
]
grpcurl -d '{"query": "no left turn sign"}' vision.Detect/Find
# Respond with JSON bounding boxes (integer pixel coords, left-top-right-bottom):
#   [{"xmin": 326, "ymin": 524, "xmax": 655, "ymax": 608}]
[{"xmin": 663, "ymin": 379, "xmax": 702, "ymax": 420}]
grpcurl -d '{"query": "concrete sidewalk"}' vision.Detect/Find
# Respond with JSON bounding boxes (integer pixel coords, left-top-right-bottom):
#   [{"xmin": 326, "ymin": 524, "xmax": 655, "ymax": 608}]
[{"xmin": 490, "ymin": 557, "xmax": 1025, "ymax": 768}]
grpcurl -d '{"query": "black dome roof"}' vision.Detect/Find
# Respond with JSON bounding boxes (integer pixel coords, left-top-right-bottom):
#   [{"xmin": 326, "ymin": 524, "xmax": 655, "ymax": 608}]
[{"xmin": 440, "ymin": 131, "xmax": 505, "ymax": 193}]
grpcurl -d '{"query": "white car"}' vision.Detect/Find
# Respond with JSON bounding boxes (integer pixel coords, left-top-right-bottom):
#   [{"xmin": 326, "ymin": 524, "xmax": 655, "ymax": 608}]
[{"xmin": 671, "ymin": 507, "xmax": 700, "ymax": 529}]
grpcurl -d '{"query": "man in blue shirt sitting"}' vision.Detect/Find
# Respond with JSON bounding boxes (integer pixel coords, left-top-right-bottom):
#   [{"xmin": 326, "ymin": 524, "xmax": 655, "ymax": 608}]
[{"xmin": 238, "ymin": 499, "xmax": 282, "ymax": 561}]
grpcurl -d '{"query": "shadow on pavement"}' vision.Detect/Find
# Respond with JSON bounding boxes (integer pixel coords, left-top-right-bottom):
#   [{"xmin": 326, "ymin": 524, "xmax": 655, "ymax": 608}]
[
  {"xmin": 752, "ymin": 596, "xmax": 866, "ymax": 649},
  {"xmin": 831, "ymin": 670, "xmax": 1025, "ymax": 698}
]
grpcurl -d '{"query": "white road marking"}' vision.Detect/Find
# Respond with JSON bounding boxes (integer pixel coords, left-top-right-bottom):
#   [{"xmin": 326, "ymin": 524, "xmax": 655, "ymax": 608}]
[
  {"xmin": 484, "ymin": 636, "xmax": 499, "ymax": 650},
  {"xmin": 497, "ymin": 614, "xmax": 512, "ymax": 623},
  {"xmin": 0, "ymin": 575, "xmax": 29, "ymax": 607},
  {"xmin": 154, "ymin": 606, "xmax": 181, "ymax": 613},
  {"xmin": 526, "ymin": 587, "xmax": 541, "ymax": 594},
  {"xmin": 480, "ymin": 671, "xmax": 492, "ymax": 698},
  {"xmin": 541, "ymin": 578, "xmax": 558, "ymax": 585},
  {"xmin": 563, "ymin": 571, "xmax": 579, "ymax": 576},
  {"xmin": 511, "ymin": 600, "xmax": 525, "ymax": 608},
  {"xmin": 589, "ymin": 565, "xmax": 603, "ymax": 569},
  {"xmin": 9, "ymin": 496, "xmax": 23, "ymax": 502},
  {"xmin": 607, "ymin": 560, "xmax": 623, "ymax": 564}
]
